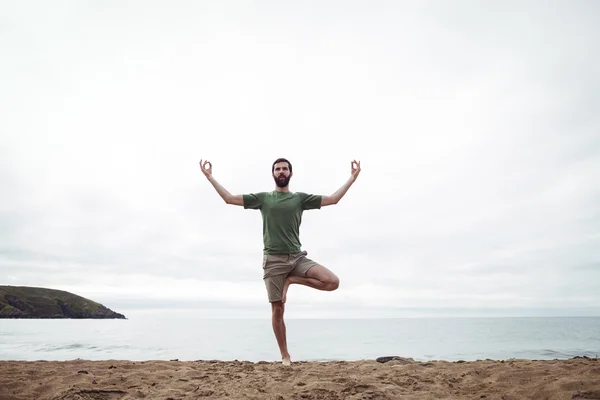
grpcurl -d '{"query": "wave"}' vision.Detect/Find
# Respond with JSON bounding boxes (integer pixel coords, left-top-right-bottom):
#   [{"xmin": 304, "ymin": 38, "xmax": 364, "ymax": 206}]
[
  {"xmin": 35, "ymin": 343, "xmax": 132, "ymax": 352},
  {"xmin": 538, "ymin": 349, "xmax": 600, "ymax": 359}
]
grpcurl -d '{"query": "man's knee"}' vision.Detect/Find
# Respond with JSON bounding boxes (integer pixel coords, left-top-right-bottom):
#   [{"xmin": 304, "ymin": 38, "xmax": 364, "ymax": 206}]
[
  {"xmin": 329, "ymin": 276, "xmax": 340, "ymax": 291},
  {"xmin": 306, "ymin": 264, "xmax": 340, "ymax": 291},
  {"xmin": 271, "ymin": 302, "xmax": 284, "ymax": 319}
]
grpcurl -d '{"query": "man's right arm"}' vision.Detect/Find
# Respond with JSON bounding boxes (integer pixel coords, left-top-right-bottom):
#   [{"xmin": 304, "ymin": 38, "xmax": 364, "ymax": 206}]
[
  {"xmin": 199, "ymin": 159, "xmax": 244, "ymax": 206},
  {"xmin": 207, "ymin": 176, "xmax": 244, "ymax": 206}
]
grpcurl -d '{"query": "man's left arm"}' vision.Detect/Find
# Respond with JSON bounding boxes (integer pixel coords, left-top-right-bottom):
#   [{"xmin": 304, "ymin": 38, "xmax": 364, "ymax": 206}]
[{"xmin": 321, "ymin": 160, "xmax": 361, "ymax": 207}]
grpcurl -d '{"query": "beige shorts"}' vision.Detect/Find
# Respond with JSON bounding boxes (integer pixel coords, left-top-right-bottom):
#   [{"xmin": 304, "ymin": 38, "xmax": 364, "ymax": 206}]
[{"xmin": 262, "ymin": 250, "xmax": 317, "ymax": 303}]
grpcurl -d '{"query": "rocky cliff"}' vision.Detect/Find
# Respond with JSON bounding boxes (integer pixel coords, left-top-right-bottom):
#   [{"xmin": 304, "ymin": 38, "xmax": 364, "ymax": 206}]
[{"xmin": 0, "ymin": 285, "xmax": 126, "ymax": 319}]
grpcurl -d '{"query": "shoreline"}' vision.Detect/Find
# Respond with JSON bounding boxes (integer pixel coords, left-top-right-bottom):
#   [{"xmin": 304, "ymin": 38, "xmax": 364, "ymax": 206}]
[{"xmin": 1, "ymin": 357, "xmax": 599, "ymax": 399}]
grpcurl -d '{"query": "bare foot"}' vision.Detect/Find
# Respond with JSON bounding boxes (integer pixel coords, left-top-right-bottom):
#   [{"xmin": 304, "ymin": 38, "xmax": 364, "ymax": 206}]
[{"xmin": 281, "ymin": 277, "xmax": 291, "ymax": 304}]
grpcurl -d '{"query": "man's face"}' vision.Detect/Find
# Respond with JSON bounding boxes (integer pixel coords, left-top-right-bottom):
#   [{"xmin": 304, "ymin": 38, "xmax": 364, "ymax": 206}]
[{"xmin": 272, "ymin": 162, "xmax": 292, "ymax": 188}]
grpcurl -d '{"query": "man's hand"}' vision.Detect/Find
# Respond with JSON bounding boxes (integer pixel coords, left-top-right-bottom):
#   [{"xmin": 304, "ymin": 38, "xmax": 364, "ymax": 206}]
[
  {"xmin": 199, "ymin": 159, "xmax": 213, "ymax": 180},
  {"xmin": 351, "ymin": 160, "xmax": 361, "ymax": 181},
  {"xmin": 321, "ymin": 160, "xmax": 361, "ymax": 207}
]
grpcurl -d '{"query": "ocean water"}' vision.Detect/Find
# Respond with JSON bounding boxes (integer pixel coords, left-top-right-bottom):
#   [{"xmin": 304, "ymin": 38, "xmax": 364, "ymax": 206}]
[{"xmin": 1, "ymin": 315, "xmax": 599, "ymax": 363}]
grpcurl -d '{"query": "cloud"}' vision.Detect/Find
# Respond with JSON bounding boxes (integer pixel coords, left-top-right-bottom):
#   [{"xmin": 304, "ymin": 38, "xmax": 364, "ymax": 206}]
[{"xmin": 1, "ymin": 0, "xmax": 599, "ymax": 317}]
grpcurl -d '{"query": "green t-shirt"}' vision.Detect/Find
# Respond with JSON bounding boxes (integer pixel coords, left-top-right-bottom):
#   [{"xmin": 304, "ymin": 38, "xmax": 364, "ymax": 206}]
[{"xmin": 243, "ymin": 191, "xmax": 322, "ymax": 254}]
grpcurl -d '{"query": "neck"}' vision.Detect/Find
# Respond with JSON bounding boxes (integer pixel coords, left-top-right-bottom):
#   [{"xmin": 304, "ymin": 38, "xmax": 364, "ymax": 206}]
[{"xmin": 275, "ymin": 186, "xmax": 290, "ymax": 193}]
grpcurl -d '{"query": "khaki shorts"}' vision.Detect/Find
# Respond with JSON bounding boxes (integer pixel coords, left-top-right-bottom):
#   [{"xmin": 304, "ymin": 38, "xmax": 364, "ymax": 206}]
[{"xmin": 262, "ymin": 250, "xmax": 317, "ymax": 303}]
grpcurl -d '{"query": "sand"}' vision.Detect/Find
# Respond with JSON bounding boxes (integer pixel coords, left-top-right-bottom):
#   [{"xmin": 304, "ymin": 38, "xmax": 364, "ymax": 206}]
[{"xmin": 1, "ymin": 357, "xmax": 599, "ymax": 400}]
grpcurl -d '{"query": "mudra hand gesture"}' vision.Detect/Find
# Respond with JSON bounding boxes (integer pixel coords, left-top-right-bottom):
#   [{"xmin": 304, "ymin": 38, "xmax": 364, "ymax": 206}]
[
  {"xmin": 199, "ymin": 159, "xmax": 213, "ymax": 179},
  {"xmin": 351, "ymin": 160, "xmax": 361, "ymax": 181}
]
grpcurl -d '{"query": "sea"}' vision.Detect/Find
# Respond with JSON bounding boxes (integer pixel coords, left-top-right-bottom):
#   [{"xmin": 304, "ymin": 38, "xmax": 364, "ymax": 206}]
[{"xmin": 1, "ymin": 314, "xmax": 599, "ymax": 363}]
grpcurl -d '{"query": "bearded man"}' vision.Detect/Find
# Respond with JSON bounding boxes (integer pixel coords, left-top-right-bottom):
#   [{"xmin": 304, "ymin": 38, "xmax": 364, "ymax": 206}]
[{"xmin": 199, "ymin": 157, "xmax": 361, "ymax": 366}]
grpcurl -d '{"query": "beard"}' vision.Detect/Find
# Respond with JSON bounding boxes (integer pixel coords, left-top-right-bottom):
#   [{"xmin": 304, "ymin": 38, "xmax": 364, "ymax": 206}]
[{"xmin": 274, "ymin": 174, "xmax": 290, "ymax": 188}]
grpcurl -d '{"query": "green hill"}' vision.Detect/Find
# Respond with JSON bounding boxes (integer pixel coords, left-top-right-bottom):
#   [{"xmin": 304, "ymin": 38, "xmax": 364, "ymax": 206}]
[{"xmin": 0, "ymin": 285, "xmax": 126, "ymax": 319}]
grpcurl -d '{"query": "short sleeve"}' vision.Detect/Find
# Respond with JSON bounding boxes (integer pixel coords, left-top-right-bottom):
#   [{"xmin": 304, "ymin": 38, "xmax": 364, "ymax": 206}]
[
  {"xmin": 299, "ymin": 192, "xmax": 322, "ymax": 210},
  {"xmin": 243, "ymin": 192, "xmax": 265, "ymax": 209}
]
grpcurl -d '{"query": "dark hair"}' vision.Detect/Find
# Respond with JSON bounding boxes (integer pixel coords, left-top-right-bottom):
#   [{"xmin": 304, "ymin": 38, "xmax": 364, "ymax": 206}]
[{"xmin": 272, "ymin": 158, "xmax": 292, "ymax": 173}]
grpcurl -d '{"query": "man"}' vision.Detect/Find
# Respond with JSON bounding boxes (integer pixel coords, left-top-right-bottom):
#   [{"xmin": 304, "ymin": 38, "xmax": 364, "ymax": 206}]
[{"xmin": 199, "ymin": 157, "xmax": 361, "ymax": 366}]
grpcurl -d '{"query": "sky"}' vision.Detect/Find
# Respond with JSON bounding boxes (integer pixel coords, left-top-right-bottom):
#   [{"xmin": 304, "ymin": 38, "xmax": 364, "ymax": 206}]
[{"xmin": 1, "ymin": 0, "xmax": 599, "ymax": 319}]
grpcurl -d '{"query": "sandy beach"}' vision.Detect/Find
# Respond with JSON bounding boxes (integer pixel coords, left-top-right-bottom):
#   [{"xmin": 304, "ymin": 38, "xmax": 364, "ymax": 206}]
[{"xmin": 1, "ymin": 357, "xmax": 599, "ymax": 400}]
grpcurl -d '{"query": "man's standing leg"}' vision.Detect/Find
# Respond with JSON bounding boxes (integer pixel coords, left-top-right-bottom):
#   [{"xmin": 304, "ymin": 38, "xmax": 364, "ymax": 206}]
[
  {"xmin": 271, "ymin": 300, "xmax": 291, "ymax": 366},
  {"xmin": 263, "ymin": 254, "xmax": 294, "ymax": 366}
]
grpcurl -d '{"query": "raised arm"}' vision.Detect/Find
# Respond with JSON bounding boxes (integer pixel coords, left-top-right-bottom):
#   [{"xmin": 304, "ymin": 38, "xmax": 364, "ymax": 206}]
[
  {"xmin": 321, "ymin": 160, "xmax": 361, "ymax": 207},
  {"xmin": 199, "ymin": 159, "xmax": 244, "ymax": 206}
]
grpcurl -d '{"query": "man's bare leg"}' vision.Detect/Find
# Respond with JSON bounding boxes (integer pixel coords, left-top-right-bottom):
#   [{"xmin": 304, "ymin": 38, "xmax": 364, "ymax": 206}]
[
  {"xmin": 282, "ymin": 265, "xmax": 340, "ymax": 304},
  {"xmin": 271, "ymin": 301, "xmax": 291, "ymax": 366}
]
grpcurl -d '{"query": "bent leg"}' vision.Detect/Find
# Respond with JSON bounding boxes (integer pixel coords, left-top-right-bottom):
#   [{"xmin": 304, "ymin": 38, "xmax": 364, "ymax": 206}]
[
  {"xmin": 282, "ymin": 263, "xmax": 340, "ymax": 303},
  {"xmin": 271, "ymin": 301, "xmax": 291, "ymax": 366},
  {"xmin": 290, "ymin": 264, "xmax": 339, "ymax": 290},
  {"xmin": 305, "ymin": 264, "xmax": 340, "ymax": 290}
]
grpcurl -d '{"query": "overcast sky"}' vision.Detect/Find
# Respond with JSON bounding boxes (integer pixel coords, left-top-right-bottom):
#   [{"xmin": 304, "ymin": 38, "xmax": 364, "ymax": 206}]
[{"xmin": 1, "ymin": 0, "xmax": 599, "ymax": 319}]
